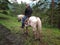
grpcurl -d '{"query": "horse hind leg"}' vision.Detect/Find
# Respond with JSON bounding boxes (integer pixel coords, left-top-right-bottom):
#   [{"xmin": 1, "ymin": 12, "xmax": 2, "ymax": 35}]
[
  {"xmin": 34, "ymin": 21, "xmax": 41, "ymax": 40},
  {"xmin": 33, "ymin": 30, "xmax": 40, "ymax": 40},
  {"xmin": 32, "ymin": 24, "xmax": 40, "ymax": 40}
]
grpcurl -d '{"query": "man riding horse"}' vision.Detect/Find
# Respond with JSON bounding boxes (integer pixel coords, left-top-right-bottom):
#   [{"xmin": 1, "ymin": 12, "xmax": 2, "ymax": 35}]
[
  {"xmin": 19, "ymin": 4, "xmax": 42, "ymax": 40},
  {"xmin": 21, "ymin": 4, "xmax": 33, "ymax": 28},
  {"xmin": 17, "ymin": 5, "xmax": 42, "ymax": 40}
]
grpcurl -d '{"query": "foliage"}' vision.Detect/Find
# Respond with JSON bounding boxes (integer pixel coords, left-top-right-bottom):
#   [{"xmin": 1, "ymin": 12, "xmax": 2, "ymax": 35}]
[
  {"xmin": 0, "ymin": 13, "xmax": 60, "ymax": 45},
  {"xmin": 10, "ymin": 2, "xmax": 26, "ymax": 15},
  {"xmin": 0, "ymin": 0, "xmax": 60, "ymax": 28},
  {"xmin": 0, "ymin": 0, "xmax": 60, "ymax": 45},
  {"xmin": 46, "ymin": 0, "xmax": 60, "ymax": 28},
  {"xmin": 0, "ymin": 0, "xmax": 10, "ymax": 10},
  {"xmin": 0, "ymin": 0, "xmax": 11, "ymax": 14},
  {"xmin": 32, "ymin": 0, "xmax": 60, "ymax": 28}
]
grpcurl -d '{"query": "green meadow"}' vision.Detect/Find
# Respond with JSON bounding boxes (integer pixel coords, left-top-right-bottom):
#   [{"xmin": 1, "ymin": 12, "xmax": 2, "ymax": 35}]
[{"xmin": 0, "ymin": 13, "xmax": 60, "ymax": 45}]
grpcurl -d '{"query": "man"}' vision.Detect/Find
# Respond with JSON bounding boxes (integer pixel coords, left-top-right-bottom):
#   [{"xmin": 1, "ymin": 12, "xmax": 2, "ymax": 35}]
[{"xmin": 21, "ymin": 4, "xmax": 33, "ymax": 28}]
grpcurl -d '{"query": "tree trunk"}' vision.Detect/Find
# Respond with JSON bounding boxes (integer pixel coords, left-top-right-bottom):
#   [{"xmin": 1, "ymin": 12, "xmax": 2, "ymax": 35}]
[
  {"xmin": 51, "ymin": 0, "xmax": 54, "ymax": 26},
  {"xmin": 58, "ymin": 2, "xmax": 60, "ymax": 29}
]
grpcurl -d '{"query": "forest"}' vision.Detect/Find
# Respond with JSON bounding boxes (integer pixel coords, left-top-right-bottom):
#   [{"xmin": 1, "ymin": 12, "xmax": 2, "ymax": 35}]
[{"xmin": 0, "ymin": 0, "xmax": 60, "ymax": 45}]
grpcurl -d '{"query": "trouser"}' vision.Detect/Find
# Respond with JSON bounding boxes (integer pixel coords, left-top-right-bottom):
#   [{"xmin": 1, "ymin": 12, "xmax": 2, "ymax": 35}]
[{"xmin": 21, "ymin": 16, "xmax": 28, "ymax": 28}]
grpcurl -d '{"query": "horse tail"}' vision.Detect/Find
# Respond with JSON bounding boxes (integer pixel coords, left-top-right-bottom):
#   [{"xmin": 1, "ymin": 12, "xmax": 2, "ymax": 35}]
[{"xmin": 37, "ymin": 17, "xmax": 42, "ymax": 34}]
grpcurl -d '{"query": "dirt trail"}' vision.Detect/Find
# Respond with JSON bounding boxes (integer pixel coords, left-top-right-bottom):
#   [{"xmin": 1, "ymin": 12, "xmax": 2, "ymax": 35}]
[
  {"xmin": 0, "ymin": 24, "xmax": 24, "ymax": 45},
  {"xmin": 0, "ymin": 24, "xmax": 48, "ymax": 45}
]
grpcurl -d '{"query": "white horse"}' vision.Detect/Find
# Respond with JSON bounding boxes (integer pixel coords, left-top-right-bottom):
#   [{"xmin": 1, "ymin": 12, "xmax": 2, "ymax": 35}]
[{"xmin": 17, "ymin": 14, "xmax": 42, "ymax": 39}]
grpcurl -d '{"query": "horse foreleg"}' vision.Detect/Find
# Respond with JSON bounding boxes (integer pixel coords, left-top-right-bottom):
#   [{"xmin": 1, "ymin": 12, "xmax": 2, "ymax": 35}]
[{"xmin": 24, "ymin": 26, "xmax": 28, "ymax": 35}]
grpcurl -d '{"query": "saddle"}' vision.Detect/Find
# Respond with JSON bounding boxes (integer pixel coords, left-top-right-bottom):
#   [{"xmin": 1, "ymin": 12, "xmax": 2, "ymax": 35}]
[{"xmin": 24, "ymin": 18, "xmax": 29, "ymax": 26}]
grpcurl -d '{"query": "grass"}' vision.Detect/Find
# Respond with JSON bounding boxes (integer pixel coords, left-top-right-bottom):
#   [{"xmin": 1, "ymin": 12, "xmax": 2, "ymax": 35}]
[
  {"xmin": 42, "ymin": 27, "xmax": 60, "ymax": 45},
  {"xmin": 0, "ymin": 13, "xmax": 60, "ymax": 45}
]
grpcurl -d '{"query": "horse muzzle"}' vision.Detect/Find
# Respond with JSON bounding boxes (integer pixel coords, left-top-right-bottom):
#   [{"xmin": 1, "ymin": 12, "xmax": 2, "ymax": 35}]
[{"xmin": 18, "ymin": 19, "xmax": 21, "ymax": 22}]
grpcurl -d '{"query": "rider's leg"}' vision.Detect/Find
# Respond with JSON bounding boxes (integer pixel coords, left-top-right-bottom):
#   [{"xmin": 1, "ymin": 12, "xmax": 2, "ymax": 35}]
[{"xmin": 21, "ymin": 16, "xmax": 27, "ymax": 28}]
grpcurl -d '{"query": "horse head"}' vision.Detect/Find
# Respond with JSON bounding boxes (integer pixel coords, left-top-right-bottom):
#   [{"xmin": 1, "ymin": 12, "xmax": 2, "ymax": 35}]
[{"xmin": 17, "ymin": 14, "xmax": 24, "ymax": 22}]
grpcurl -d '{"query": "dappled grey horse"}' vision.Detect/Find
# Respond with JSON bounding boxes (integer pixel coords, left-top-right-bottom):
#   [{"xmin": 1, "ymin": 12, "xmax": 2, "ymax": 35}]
[{"xmin": 17, "ymin": 14, "xmax": 42, "ymax": 39}]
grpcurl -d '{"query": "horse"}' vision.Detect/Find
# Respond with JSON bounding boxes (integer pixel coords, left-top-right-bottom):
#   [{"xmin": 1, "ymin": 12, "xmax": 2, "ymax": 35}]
[{"xmin": 17, "ymin": 14, "xmax": 42, "ymax": 40}]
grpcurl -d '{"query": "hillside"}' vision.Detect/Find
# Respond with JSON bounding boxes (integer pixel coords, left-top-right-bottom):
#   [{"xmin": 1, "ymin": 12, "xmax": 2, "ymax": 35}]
[{"xmin": 0, "ymin": 13, "xmax": 60, "ymax": 45}]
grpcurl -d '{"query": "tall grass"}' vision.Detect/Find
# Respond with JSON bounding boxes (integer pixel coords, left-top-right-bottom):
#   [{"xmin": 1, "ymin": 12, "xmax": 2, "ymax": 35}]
[{"xmin": 0, "ymin": 13, "xmax": 60, "ymax": 45}]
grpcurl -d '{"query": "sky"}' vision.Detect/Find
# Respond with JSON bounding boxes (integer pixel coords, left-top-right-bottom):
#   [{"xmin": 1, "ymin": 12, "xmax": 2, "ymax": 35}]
[
  {"xmin": 9, "ymin": 0, "xmax": 39, "ymax": 7},
  {"xmin": 9, "ymin": 0, "xmax": 58, "ymax": 4},
  {"xmin": 9, "ymin": 0, "xmax": 39, "ymax": 4},
  {"xmin": 9, "ymin": 0, "xmax": 58, "ymax": 8}
]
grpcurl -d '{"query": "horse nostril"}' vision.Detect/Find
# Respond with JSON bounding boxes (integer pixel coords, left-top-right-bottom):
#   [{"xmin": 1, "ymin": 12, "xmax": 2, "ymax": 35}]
[
  {"xmin": 20, "ymin": 19, "xmax": 21, "ymax": 21},
  {"xmin": 18, "ymin": 19, "xmax": 21, "ymax": 22}
]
